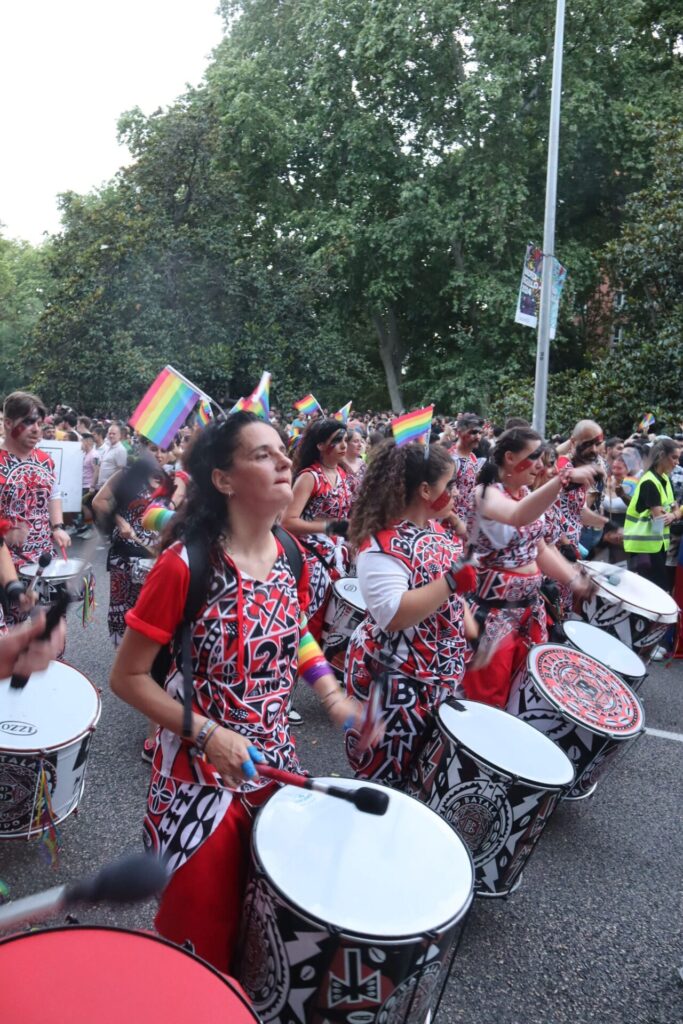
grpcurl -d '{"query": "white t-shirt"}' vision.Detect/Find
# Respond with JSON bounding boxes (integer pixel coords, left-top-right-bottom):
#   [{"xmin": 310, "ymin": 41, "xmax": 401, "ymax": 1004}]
[
  {"xmin": 98, "ymin": 442, "xmax": 128, "ymax": 485},
  {"xmin": 356, "ymin": 550, "xmax": 411, "ymax": 631}
]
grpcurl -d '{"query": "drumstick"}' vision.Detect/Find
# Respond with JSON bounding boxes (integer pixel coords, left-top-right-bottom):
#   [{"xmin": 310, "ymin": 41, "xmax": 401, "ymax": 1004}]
[
  {"xmin": 256, "ymin": 764, "xmax": 389, "ymax": 815},
  {"xmin": 26, "ymin": 551, "xmax": 52, "ymax": 594},
  {"xmin": 0, "ymin": 853, "xmax": 168, "ymax": 932},
  {"xmin": 9, "ymin": 592, "xmax": 71, "ymax": 690}
]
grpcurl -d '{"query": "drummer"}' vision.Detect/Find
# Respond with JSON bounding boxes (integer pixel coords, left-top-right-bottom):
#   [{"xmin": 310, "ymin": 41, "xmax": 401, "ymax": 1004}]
[
  {"xmin": 463, "ymin": 427, "xmax": 598, "ymax": 708},
  {"xmin": 344, "ymin": 439, "xmax": 478, "ymax": 789},
  {"xmin": 0, "ymin": 531, "xmax": 37, "ymax": 633},
  {"xmin": 110, "ymin": 412, "xmax": 369, "ymax": 973},
  {"xmin": 0, "ymin": 391, "xmax": 71, "ymax": 622}
]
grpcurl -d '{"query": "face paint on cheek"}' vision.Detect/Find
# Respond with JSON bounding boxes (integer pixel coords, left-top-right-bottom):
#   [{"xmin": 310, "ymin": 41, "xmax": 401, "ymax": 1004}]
[
  {"xmin": 430, "ymin": 489, "xmax": 452, "ymax": 512},
  {"xmin": 10, "ymin": 423, "xmax": 28, "ymax": 440},
  {"xmin": 514, "ymin": 458, "xmax": 532, "ymax": 472}
]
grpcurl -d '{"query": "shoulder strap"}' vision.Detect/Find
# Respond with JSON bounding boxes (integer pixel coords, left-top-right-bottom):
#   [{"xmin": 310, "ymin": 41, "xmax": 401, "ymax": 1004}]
[
  {"xmin": 180, "ymin": 539, "xmax": 211, "ymax": 739},
  {"xmin": 273, "ymin": 524, "xmax": 303, "ymax": 583}
]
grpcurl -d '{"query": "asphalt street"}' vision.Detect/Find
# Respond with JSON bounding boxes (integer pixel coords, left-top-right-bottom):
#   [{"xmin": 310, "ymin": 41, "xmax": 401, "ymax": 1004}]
[{"xmin": 1, "ymin": 537, "xmax": 682, "ymax": 1024}]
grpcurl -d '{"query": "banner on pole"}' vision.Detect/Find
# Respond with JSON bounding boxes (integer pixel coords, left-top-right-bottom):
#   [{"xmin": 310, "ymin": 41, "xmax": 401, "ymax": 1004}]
[{"xmin": 514, "ymin": 243, "xmax": 567, "ymax": 340}]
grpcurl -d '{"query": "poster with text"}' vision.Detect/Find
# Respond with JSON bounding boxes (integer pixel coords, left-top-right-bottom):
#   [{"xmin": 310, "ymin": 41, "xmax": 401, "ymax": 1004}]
[
  {"xmin": 514, "ymin": 243, "xmax": 567, "ymax": 340},
  {"xmin": 38, "ymin": 441, "xmax": 83, "ymax": 512}
]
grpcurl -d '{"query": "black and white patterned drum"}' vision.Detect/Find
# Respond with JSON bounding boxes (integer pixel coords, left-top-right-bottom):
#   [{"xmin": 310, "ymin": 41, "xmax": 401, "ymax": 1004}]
[
  {"xmin": 237, "ymin": 779, "xmax": 473, "ymax": 1024},
  {"xmin": 19, "ymin": 557, "xmax": 93, "ymax": 606},
  {"xmin": 507, "ymin": 644, "xmax": 645, "ymax": 801},
  {"xmin": 406, "ymin": 700, "xmax": 574, "ymax": 898},
  {"xmin": 0, "ymin": 661, "xmax": 101, "ymax": 837},
  {"xmin": 321, "ymin": 578, "xmax": 367, "ymax": 680},
  {"xmin": 561, "ymin": 619, "xmax": 647, "ymax": 692},
  {"xmin": 130, "ymin": 557, "xmax": 156, "ymax": 585},
  {"xmin": 579, "ymin": 561, "xmax": 678, "ymax": 663}
]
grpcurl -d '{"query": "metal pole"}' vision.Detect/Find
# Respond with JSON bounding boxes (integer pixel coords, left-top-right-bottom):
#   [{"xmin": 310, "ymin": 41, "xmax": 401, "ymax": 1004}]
[{"xmin": 532, "ymin": 0, "xmax": 566, "ymax": 437}]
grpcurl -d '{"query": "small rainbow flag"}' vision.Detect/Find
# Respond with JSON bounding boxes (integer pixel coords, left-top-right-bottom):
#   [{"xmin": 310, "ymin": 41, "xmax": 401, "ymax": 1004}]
[
  {"xmin": 334, "ymin": 401, "xmax": 352, "ymax": 425},
  {"xmin": 230, "ymin": 372, "xmax": 271, "ymax": 420},
  {"xmin": 638, "ymin": 412, "xmax": 655, "ymax": 432},
  {"xmin": 294, "ymin": 393, "xmax": 321, "ymax": 416},
  {"xmin": 391, "ymin": 405, "xmax": 434, "ymax": 448},
  {"xmin": 197, "ymin": 398, "xmax": 213, "ymax": 427},
  {"xmin": 129, "ymin": 366, "xmax": 201, "ymax": 448}
]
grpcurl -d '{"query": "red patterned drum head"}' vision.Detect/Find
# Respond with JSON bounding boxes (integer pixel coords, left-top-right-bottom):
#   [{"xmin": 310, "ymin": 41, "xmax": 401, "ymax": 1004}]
[{"xmin": 528, "ymin": 644, "xmax": 644, "ymax": 737}]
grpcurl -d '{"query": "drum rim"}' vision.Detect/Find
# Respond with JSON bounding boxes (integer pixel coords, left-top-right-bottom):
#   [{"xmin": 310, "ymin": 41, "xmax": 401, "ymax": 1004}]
[
  {"xmin": 332, "ymin": 577, "xmax": 366, "ymax": 609},
  {"xmin": 19, "ymin": 560, "xmax": 89, "ymax": 583},
  {"xmin": 0, "ymin": 924, "xmax": 259, "ymax": 1015},
  {"xmin": 582, "ymin": 561, "xmax": 678, "ymax": 621},
  {"xmin": 251, "ymin": 783, "xmax": 474, "ymax": 940},
  {"xmin": 526, "ymin": 643, "xmax": 645, "ymax": 738},
  {"xmin": 0, "ymin": 660, "xmax": 102, "ymax": 754},
  {"xmin": 561, "ymin": 620, "xmax": 647, "ymax": 679},
  {"xmin": 437, "ymin": 700, "xmax": 575, "ymax": 788}
]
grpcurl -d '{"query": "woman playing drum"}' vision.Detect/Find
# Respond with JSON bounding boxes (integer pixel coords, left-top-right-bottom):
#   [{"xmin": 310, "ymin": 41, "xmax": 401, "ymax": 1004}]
[
  {"xmin": 344, "ymin": 439, "xmax": 477, "ymax": 790},
  {"xmin": 282, "ymin": 419, "xmax": 353, "ymax": 639},
  {"xmin": 464, "ymin": 427, "xmax": 597, "ymax": 709},
  {"xmin": 110, "ymin": 412, "xmax": 367, "ymax": 973}
]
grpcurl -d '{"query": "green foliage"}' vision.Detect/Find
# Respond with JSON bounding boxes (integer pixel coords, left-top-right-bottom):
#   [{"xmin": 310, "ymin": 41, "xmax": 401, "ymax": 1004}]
[{"xmin": 0, "ymin": 236, "xmax": 49, "ymax": 396}]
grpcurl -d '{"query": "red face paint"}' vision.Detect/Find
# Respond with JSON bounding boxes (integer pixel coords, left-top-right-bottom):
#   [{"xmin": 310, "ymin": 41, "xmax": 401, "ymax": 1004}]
[
  {"xmin": 10, "ymin": 423, "xmax": 27, "ymax": 440},
  {"xmin": 430, "ymin": 489, "xmax": 452, "ymax": 512}
]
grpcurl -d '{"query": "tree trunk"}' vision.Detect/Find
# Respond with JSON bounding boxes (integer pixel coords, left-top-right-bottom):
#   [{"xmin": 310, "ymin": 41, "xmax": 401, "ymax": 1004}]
[{"xmin": 372, "ymin": 306, "xmax": 404, "ymax": 412}]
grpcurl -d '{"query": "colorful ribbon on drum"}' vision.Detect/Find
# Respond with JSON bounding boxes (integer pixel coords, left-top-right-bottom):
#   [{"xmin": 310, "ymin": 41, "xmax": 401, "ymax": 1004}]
[
  {"xmin": 33, "ymin": 763, "xmax": 60, "ymax": 868},
  {"xmin": 82, "ymin": 571, "xmax": 96, "ymax": 628}
]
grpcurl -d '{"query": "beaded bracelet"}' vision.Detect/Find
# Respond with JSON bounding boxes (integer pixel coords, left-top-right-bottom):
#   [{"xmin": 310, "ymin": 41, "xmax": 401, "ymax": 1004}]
[{"xmin": 194, "ymin": 720, "xmax": 219, "ymax": 754}]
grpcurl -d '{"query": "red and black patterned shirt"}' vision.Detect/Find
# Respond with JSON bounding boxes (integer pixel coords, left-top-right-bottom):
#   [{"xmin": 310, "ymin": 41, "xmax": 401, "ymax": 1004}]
[{"xmin": 0, "ymin": 447, "xmax": 58, "ymax": 568}]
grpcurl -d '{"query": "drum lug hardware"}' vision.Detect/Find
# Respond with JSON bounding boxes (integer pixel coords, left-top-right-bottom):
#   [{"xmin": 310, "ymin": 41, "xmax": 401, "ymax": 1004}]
[{"xmin": 65, "ymin": 913, "xmax": 80, "ymax": 925}]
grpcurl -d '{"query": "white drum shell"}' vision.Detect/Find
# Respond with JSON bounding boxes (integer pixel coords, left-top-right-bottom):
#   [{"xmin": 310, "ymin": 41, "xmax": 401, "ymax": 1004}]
[{"xmin": 0, "ymin": 662, "xmax": 101, "ymax": 838}]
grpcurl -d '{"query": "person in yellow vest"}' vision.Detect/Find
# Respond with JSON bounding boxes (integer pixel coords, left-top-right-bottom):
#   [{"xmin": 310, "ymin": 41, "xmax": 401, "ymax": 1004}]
[{"xmin": 624, "ymin": 438, "xmax": 682, "ymax": 592}]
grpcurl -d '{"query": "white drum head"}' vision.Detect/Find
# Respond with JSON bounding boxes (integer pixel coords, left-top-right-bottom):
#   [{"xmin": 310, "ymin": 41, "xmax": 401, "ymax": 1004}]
[
  {"xmin": 582, "ymin": 561, "xmax": 678, "ymax": 623},
  {"xmin": 332, "ymin": 578, "xmax": 366, "ymax": 612},
  {"xmin": 563, "ymin": 620, "xmax": 646, "ymax": 680},
  {"xmin": 20, "ymin": 558, "xmax": 85, "ymax": 582},
  {"xmin": 0, "ymin": 662, "xmax": 101, "ymax": 751},
  {"xmin": 527, "ymin": 644, "xmax": 644, "ymax": 738},
  {"xmin": 439, "ymin": 701, "xmax": 574, "ymax": 787},
  {"xmin": 254, "ymin": 779, "xmax": 473, "ymax": 937}
]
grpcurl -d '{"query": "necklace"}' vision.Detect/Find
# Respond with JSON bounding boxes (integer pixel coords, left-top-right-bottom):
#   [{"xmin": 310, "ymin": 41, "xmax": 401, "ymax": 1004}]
[{"xmin": 321, "ymin": 464, "xmax": 339, "ymax": 487}]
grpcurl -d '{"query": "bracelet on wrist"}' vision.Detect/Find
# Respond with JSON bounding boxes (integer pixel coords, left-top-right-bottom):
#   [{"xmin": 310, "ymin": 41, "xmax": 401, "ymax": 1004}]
[
  {"xmin": 51, "ymin": 522, "xmax": 65, "ymax": 532},
  {"xmin": 194, "ymin": 719, "xmax": 219, "ymax": 754}
]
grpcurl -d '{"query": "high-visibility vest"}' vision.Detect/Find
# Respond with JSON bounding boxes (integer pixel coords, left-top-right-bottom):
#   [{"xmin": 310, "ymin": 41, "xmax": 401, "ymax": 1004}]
[{"xmin": 623, "ymin": 470, "xmax": 674, "ymax": 553}]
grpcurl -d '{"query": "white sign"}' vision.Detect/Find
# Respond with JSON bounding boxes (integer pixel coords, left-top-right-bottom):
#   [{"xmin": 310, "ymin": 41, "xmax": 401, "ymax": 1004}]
[{"xmin": 38, "ymin": 441, "xmax": 83, "ymax": 513}]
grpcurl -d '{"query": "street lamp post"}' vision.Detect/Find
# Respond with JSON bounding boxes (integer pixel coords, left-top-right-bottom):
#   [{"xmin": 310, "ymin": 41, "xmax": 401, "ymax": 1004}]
[{"xmin": 532, "ymin": 0, "xmax": 566, "ymax": 437}]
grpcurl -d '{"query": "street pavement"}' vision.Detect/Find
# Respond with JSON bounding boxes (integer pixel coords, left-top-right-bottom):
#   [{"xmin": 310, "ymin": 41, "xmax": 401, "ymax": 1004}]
[{"xmin": 1, "ymin": 537, "xmax": 682, "ymax": 1024}]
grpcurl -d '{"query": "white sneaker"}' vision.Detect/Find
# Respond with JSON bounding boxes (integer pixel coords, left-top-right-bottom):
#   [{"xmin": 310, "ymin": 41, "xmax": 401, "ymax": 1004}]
[
  {"xmin": 288, "ymin": 708, "xmax": 303, "ymax": 725},
  {"xmin": 651, "ymin": 646, "xmax": 669, "ymax": 662}
]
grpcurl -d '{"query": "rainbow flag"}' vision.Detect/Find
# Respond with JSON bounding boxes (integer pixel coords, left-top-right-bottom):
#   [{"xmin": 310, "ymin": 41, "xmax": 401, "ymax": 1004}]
[
  {"xmin": 334, "ymin": 401, "xmax": 352, "ymax": 425},
  {"xmin": 129, "ymin": 366, "xmax": 201, "ymax": 447},
  {"xmin": 230, "ymin": 372, "xmax": 271, "ymax": 420},
  {"xmin": 391, "ymin": 405, "xmax": 434, "ymax": 448},
  {"xmin": 294, "ymin": 393, "xmax": 321, "ymax": 416},
  {"xmin": 197, "ymin": 398, "xmax": 213, "ymax": 427},
  {"xmin": 638, "ymin": 412, "xmax": 655, "ymax": 432}
]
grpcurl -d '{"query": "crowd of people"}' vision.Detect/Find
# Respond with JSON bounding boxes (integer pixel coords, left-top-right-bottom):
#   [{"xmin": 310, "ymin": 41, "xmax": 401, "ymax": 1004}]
[{"xmin": 0, "ymin": 387, "xmax": 682, "ymax": 976}]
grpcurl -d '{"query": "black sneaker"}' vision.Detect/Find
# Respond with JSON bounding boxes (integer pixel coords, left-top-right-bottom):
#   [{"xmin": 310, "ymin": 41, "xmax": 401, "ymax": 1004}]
[{"xmin": 288, "ymin": 708, "xmax": 303, "ymax": 726}]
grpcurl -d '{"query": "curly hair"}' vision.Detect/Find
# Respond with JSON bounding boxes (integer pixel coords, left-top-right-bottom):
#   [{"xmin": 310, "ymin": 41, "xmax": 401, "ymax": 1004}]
[
  {"xmin": 292, "ymin": 418, "xmax": 346, "ymax": 474},
  {"xmin": 349, "ymin": 440, "xmax": 453, "ymax": 547},
  {"xmin": 160, "ymin": 411, "xmax": 262, "ymax": 564}
]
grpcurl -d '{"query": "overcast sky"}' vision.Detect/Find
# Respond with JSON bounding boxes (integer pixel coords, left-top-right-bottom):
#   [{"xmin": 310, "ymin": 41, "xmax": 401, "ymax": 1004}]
[{"xmin": 0, "ymin": 1, "xmax": 225, "ymax": 245}]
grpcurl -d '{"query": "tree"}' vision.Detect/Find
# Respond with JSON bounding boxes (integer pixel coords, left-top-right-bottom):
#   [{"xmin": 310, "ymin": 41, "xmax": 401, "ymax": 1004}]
[{"xmin": 0, "ymin": 235, "xmax": 49, "ymax": 397}]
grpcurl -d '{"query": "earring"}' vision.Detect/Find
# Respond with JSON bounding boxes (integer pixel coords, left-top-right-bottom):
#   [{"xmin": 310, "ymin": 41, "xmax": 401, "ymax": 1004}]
[{"xmin": 227, "ymin": 490, "xmax": 234, "ymax": 498}]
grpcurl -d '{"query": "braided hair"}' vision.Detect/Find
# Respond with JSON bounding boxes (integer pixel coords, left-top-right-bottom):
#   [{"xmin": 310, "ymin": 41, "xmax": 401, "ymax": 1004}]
[{"xmin": 349, "ymin": 440, "xmax": 453, "ymax": 548}]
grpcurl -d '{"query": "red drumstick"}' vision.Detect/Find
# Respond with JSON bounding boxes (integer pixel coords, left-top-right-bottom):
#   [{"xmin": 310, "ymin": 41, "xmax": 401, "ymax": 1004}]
[{"xmin": 257, "ymin": 764, "xmax": 389, "ymax": 816}]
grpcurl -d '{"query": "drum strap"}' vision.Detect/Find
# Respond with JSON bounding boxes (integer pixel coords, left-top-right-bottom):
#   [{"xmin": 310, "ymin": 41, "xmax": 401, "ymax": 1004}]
[{"xmin": 178, "ymin": 526, "xmax": 304, "ymax": 740}]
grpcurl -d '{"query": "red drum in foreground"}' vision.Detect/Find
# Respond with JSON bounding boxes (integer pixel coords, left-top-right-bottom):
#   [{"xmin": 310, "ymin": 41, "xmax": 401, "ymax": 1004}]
[
  {"xmin": 507, "ymin": 644, "xmax": 645, "ymax": 801},
  {"xmin": 0, "ymin": 926, "xmax": 260, "ymax": 1023},
  {"xmin": 237, "ymin": 778, "xmax": 474, "ymax": 1024}
]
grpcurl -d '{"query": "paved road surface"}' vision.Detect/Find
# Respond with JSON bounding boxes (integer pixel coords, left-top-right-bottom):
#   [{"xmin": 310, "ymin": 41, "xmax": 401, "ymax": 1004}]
[{"xmin": 1, "ymin": 539, "xmax": 682, "ymax": 1024}]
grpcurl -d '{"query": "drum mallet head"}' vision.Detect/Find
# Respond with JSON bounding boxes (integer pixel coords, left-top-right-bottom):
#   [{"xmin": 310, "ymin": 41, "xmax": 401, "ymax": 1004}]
[
  {"xmin": 257, "ymin": 763, "xmax": 389, "ymax": 815},
  {"xmin": 38, "ymin": 551, "xmax": 52, "ymax": 568}
]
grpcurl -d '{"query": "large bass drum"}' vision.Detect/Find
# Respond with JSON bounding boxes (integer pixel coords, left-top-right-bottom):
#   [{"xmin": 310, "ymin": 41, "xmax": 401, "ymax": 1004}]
[
  {"xmin": 579, "ymin": 561, "xmax": 678, "ymax": 663},
  {"xmin": 407, "ymin": 700, "xmax": 574, "ymax": 898},
  {"xmin": 0, "ymin": 662, "xmax": 101, "ymax": 838},
  {"xmin": 507, "ymin": 644, "xmax": 645, "ymax": 801},
  {"xmin": 0, "ymin": 927, "xmax": 260, "ymax": 1023},
  {"xmin": 237, "ymin": 778, "xmax": 474, "ymax": 1024}
]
